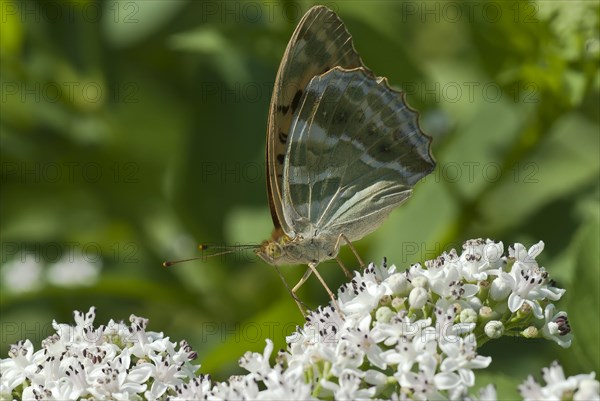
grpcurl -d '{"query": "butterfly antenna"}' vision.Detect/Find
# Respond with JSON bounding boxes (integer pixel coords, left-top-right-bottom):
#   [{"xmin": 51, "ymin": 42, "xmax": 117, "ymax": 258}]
[
  {"xmin": 163, "ymin": 244, "xmax": 260, "ymax": 267},
  {"xmin": 198, "ymin": 244, "xmax": 259, "ymax": 251},
  {"xmin": 163, "ymin": 257, "xmax": 205, "ymax": 268}
]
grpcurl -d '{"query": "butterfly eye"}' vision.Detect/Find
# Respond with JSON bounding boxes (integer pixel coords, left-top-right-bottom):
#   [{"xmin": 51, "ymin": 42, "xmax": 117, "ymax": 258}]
[{"xmin": 267, "ymin": 242, "xmax": 282, "ymax": 259}]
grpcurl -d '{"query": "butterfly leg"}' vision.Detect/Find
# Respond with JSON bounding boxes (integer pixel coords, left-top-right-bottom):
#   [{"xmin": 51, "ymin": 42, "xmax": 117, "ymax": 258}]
[
  {"xmin": 274, "ymin": 265, "xmax": 309, "ymax": 316},
  {"xmin": 306, "ymin": 262, "xmax": 342, "ymax": 315},
  {"xmin": 334, "ymin": 256, "xmax": 352, "ymax": 279},
  {"xmin": 291, "ymin": 267, "xmax": 313, "ymax": 294},
  {"xmin": 334, "ymin": 233, "xmax": 365, "ymax": 269}
]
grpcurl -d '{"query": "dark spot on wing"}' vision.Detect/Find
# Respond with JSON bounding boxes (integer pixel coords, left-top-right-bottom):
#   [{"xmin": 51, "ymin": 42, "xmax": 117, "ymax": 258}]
[
  {"xmin": 278, "ymin": 131, "xmax": 288, "ymax": 143},
  {"xmin": 367, "ymin": 122, "xmax": 377, "ymax": 136},
  {"xmin": 290, "ymin": 90, "xmax": 303, "ymax": 114},
  {"xmin": 356, "ymin": 111, "xmax": 365, "ymax": 123},
  {"xmin": 277, "ymin": 104, "xmax": 289, "ymax": 114},
  {"xmin": 303, "ymin": 29, "xmax": 314, "ymax": 42},
  {"xmin": 277, "ymin": 154, "xmax": 285, "ymax": 164},
  {"xmin": 333, "ymin": 111, "xmax": 346, "ymax": 125}
]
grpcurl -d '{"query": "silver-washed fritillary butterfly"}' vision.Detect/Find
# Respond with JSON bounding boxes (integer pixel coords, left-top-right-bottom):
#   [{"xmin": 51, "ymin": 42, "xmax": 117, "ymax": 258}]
[{"xmin": 255, "ymin": 6, "xmax": 436, "ymax": 315}]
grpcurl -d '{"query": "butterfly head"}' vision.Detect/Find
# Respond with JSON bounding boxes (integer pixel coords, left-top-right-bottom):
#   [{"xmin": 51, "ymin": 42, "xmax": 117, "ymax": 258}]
[
  {"xmin": 256, "ymin": 228, "xmax": 341, "ymax": 266},
  {"xmin": 256, "ymin": 232, "xmax": 293, "ymax": 266}
]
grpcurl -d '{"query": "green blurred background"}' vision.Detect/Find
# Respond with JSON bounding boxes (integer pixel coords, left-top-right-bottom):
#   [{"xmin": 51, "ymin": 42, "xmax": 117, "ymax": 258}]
[{"xmin": 1, "ymin": 0, "xmax": 598, "ymax": 396}]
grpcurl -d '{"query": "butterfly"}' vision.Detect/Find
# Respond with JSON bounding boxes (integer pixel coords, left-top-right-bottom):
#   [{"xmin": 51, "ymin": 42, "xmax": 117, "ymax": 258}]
[{"xmin": 254, "ymin": 6, "xmax": 436, "ymax": 315}]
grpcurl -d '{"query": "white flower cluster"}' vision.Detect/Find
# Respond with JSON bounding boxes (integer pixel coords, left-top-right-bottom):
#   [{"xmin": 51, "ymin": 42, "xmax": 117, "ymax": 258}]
[
  {"xmin": 1, "ymin": 239, "xmax": 595, "ymax": 400},
  {"xmin": 518, "ymin": 361, "xmax": 599, "ymax": 401},
  {"xmin": 1, "ymin": 308, "xmax": 199, "ymax": 400}
]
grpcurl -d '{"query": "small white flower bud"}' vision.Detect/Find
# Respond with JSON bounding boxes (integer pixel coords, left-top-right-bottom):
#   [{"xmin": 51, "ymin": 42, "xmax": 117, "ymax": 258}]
[
  {"xmin": 391, "ymin": 297, "xmax": 405, "ymax": 311},
  {"xmin": 468, "ymin": 296, "xmax": 483, "ymax": 311},
  {"xmin": 519, "ymin": 302, "xmax": 533, "ymax": 316},
  {"xmin": 479, "ymin": 306, "xmax": 494, "ymax": 322},
  {"xmin": 484, "ymin": 320, "xmax": 504, "ymax": 339},
  {"xmin": 385, "ymin": 273, "xmax": 412, "ymax": 296},
  {"xmin": 483, "ymin": 241, "xmax": 504, "ymax": 266},
  {"xmin": 460, "ymin": 308, "xmax": 477, "ymax": 324},
  {"xmin": 522, "ymin": 326, "xmax": 539, "ymax": 338},
  {"xmin": 375, "ymin": 306, "xmax": 395, "ymax": 323},
  {"xmin": 408, "ymin": 287, "xmax": 429, "ymax": 309},
  {"xmin": 412, "ymin": 276, "xmax": 429, "ymax": 289},
  {"xmin": 364, "ymin": 369, "xmax": 387, "ymax": 386},
  {"xmin": 490, "ymin": 277, "xmax": 511, "ymax": 300},
  {"xmin": 379, "ymin": 295, "xmax": 392, "ymax": 305}
]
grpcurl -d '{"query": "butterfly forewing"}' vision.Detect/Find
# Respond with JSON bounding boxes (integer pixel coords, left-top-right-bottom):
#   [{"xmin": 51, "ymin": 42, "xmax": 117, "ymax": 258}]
[
  {"xmin": 267, "ymin": 6, "xmax": 367, "ymax": 234},
  {"xmin": 282, "ymin": 67, "xmax": 435, "ymax": 242}
]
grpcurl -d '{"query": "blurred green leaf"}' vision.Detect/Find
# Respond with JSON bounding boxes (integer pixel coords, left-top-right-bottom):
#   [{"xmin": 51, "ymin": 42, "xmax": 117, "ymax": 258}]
[
  {"xmin": 481, "ymin": 113, "xmax": 599, "ymax": 231},
  {"xmin": 102, "ymin": 0, "xmax": 189, "ymax": 48},
  {"xmin": 474, "ymin": 371, "xmax": 521, "ymax": 401},
  {"xmin": 200, "ymin": 298, "xmax": 300, "ymax": 380},
  {"xmin": 568, "ymin": 206, "xmax": 600, "ymax": 374},
  {"xmin": 0, "ymin": 0, "xmax": 24, "ymax": 55}
]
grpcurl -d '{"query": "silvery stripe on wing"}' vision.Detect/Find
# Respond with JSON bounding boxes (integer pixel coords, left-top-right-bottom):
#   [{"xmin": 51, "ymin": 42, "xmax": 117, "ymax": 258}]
[
  {"xmin": 286, "ymin": 131, "xmax": 416, "ymax": 180},
  {"xmin": 288, "ymin": 166, "xmax": 413, "ymax": 231},
  {"xmin": 282, "ymin": 67, "xmax": 434, "ymax": 239},
  {"xmin": 323, "ymin": 182, "xmax": 413, "ymax": 241}
]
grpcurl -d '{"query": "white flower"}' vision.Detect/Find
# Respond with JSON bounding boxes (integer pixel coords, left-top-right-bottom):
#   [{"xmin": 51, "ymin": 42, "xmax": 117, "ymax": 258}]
[
  {"xmin": 340, "ymin": 315, "xmax": 385, "ymax": 370},
  {"xmin": 371, "ymin": 314, "xmax": 432, "ymax": 347},
  {"xmin": 433, "ymin": 305, "xmax": 476, "ymax": 339},
  {"xmin": 239, "ymin": 338, "xmax": 274, "ymax": 379},
  {"xmin": 541, "ymin": 304, "xmax": 573, "ymax": 348},
  {"xmin": 460, "ymin": 239, "xmax": 504, "ymax": 281},
  {"xmin": 52, "ymin": 307, "xmax": 102, "ymax": 348},
  {"xmin": 519, "ymin": 361, "xmax": 599, "ymax": 401},
  {"xmin": 170, "ymin": 375, "xmax": 213, "ymax": 400},
  {"xmin": 381, "ymin": 327, "xmax": 438, "ymax": 375},
  {"xmin": 321, "ymin": 369, "xmax": 375, "ymax": 400},
  {"xmin": 437, "ymin": 334, "xmax": 492, "ymax": 391},
  {"xmin": 509, "ymin": 241, "xmax": 544, "ymax": 270},
  {"xmin": 140, "ymin": 353, "xmax": 187, "ymax": 400},
  {"xmin": 470, "ymin": 383, "xmax": 497, "ymax": 401},
  {"xmin": 21, "ymin": 383, "xmax": 53, "ymax": 400},
  {"xmin": 396, "ymin": 353, "xmax": 444, "ymax": 401},
  {"xmin": 210, "ymin": 374, "xmax": 260, "ymax": 400},
  {"xmin": 340, "ymin": 270, "xmax": 387, "ymax": 315},
  {"xmin": 44, "ymin": 364, "xmax": 88, "ymax": 400},
  {"xmin": 500, "ymin": 245, "xmax": 562, "ymax": 319},
  {"xmin": 0, "ymin": 340, "xmax": 45, "ymax": 393},
  {"xmin": 1, "ymin": 254, "xmax": 43, "ymax": 293},
  {"xmin": 419, "ymin": 251, "xmax": 479, "ymax": 304},
  {"xmin": 422, "ymin": 250, "xmax": 461, "ymax": 284},
  {"xmin": 47, "ymin": 255, "xmax": 101, "ymax": 287},
  {"xmin": 88, "ymin": 367, "xmax": 147, "ymax": 400},
  {"xmin": 574, "ymin": 377, "xmax": 600, "ymax": 401}
]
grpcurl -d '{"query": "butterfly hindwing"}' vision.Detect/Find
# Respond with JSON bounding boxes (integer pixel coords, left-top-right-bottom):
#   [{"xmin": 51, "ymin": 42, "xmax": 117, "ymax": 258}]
[
  {"xmin": 267, "ymin": 6, "xmax": 367, "ymax": 234},
  {"xmin": 282, "ymin": 67, "xmax": 435, "ymax": 241}
]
